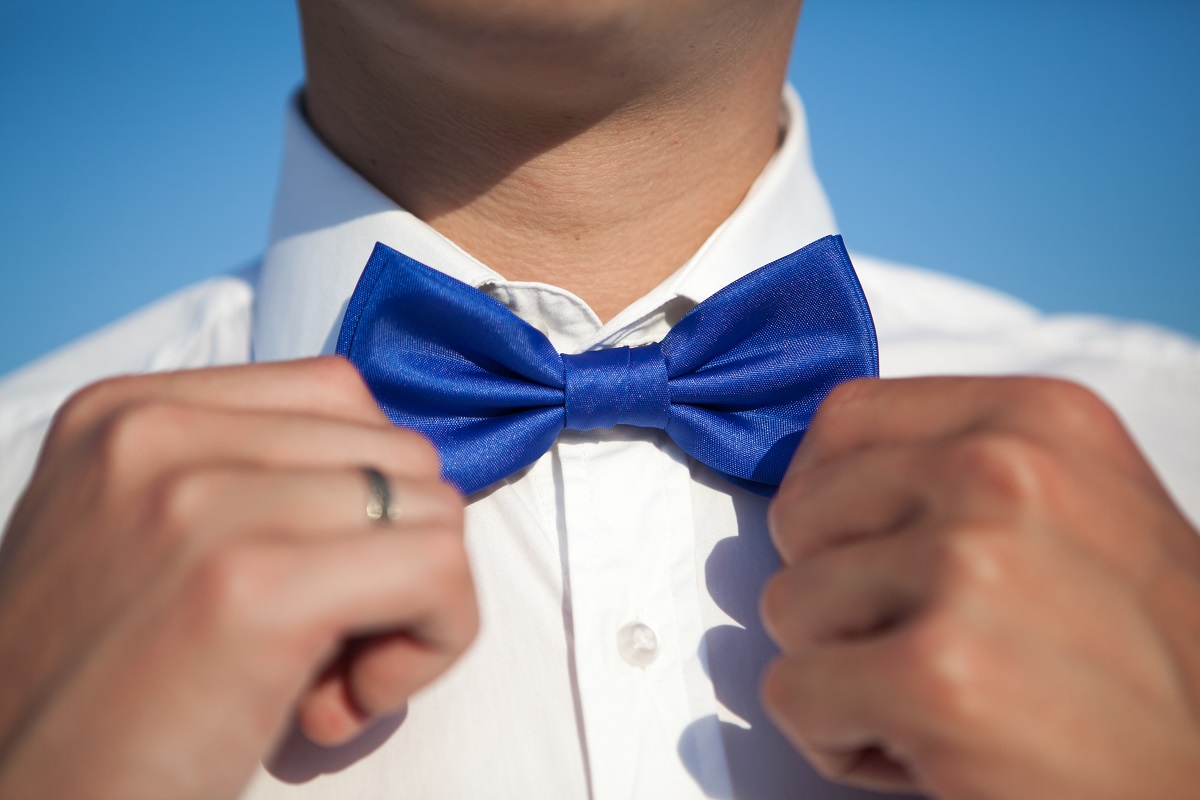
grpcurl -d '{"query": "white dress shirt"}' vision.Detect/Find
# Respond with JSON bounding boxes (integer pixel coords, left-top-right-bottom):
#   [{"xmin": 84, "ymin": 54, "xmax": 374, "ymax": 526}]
[{"xmin": 1, "ymin": 85, "xmax": 1198, "ymax": 800}]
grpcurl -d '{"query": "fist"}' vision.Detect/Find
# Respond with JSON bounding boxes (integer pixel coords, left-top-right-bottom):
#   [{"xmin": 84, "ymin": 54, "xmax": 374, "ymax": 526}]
[
  {"xmin": 0, "ymin": 358, "xmax": 478, "ymax": 799},
  {"xmin": 760, "ymin": 377, "xmax": 1200, "ymax": 799}
]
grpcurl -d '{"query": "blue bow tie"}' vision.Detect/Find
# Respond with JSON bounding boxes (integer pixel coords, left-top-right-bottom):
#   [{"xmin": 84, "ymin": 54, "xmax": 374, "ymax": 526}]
[{"xmin": 336, "ymin": 234, "xmax": 878, "ymax": 496}]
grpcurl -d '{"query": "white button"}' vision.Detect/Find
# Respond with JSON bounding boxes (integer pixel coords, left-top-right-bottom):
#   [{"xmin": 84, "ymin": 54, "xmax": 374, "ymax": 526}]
[{"xmin": 617, "ymin": 621, "xmax": 659, "ymax": 667}]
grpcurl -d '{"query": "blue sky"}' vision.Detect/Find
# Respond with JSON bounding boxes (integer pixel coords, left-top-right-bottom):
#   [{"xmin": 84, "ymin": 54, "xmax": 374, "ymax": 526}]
[{"xmin": 1, "ymin": 0, "xmax": 1197, "ymax": 376}]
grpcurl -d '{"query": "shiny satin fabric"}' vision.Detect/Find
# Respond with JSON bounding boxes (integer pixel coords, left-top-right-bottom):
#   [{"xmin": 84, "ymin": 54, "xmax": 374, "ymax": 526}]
[{"xmin": 336, "ymin": 234, "xmax": 879, "ymax": 496}]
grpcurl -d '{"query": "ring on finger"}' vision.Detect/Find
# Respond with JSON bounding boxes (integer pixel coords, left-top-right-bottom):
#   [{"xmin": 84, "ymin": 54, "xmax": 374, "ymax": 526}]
[{"xmin": 361, "ymin": 466, "xmax": 402, "ymax": 525}]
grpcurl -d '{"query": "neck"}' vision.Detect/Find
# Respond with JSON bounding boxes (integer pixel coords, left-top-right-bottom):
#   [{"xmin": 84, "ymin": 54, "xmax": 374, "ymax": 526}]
[{"xmin": 299, "ymin": 1, "xmax": 802, "ymax": 322}]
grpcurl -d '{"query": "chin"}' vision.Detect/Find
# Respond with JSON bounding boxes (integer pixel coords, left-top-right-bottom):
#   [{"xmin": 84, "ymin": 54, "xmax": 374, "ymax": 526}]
[
  {"xmin": 361, "ymin": 0, "xmax": 709, "ymax": 45},
  {"xmin": 304, "ymin": 0, "xmax": 795, "ymax": 110}
]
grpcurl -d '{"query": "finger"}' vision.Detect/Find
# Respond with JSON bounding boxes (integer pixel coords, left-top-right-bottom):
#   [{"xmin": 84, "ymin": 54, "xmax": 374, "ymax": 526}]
[
  {"xmin": 190, "ymin": 526, "xmax": 477, "ymax": 653},
  {"xmin": 148, "ymin": 467, "xmax": 460, "ymax": 545},
  {"xmin": 794, "ymin": 378, "xmax": 989, "ymax": 469},
  {"xmin": 769, "ymin": 444, "xmax": 928, "ymax": 564},
  {"xmin": 295, "ymin": 653, "xmax": 373, "ymax": 746},
  {"xmin": 761, "ymin": 645, "xmax": 923, "ymax": 793},
  {"xmin": 142, "ymin": 406, "xmax": 438, "ymax": 477},
  {"xmin": 289, "ymin": 530, "xmax": 477, "ymax": 677},
  {"xmin": 187, "ymin": 527, "xmax": 478, "ymax": 745},
  {"xmin": 762, "ymin": 531, "xmax": 931, "ymax": 653},
  {"xmin": 298, "ymin": 629, "xmax": 445, "ymax": 746},
  {"xmin": 275, "ymin": 531, "xmax": 478, "ymax": 745},
  {"xmin": 792, "ymin": 377, "xmax": 1163, "ymax": 497},
  {"xmin": 46, "ymin": 357, "xmax": 386, "ymax": 457},
  {"xmin": 83, "ymin": 404, "xmax": 442, "ymax": 495},
  {"xmin": 341, "ymin": 538, "xmax": 479, "ymax": 713}
]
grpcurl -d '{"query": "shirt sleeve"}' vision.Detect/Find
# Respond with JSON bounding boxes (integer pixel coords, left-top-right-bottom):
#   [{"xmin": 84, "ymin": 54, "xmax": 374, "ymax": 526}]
[{"xmin": 0, "ymin": 274, "xmax": 255, "ymax": 531}]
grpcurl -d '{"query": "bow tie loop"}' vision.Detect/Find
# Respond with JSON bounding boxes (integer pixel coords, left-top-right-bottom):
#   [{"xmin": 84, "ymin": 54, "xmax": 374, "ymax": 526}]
[{"xmin": 562, "ymin": 344, "xmax": 670, "ymax": 431}]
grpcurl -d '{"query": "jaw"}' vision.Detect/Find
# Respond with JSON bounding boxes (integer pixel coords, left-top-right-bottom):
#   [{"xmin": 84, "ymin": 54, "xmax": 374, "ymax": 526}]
[{"xmin": 299, "ymin": 0, "xmax": 798, "ymax": 117}]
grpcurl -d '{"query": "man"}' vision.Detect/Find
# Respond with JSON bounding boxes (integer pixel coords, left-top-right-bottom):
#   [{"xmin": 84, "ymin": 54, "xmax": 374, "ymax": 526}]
[{"xmin": 1, "ymin": 1, "xmax": 1198, "ymax": 799}]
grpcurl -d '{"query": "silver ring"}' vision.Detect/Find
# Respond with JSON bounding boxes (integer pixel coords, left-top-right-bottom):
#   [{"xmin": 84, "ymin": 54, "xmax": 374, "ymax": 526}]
[{"xmin": 361, "ymin": 467, "xmax": 401, "ymax": 525}]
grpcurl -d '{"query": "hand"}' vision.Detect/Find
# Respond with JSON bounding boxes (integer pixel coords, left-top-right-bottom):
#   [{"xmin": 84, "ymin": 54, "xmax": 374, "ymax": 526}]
[
  {"xmin": 760, "ymin": 377, "xmax": 1200, "ymax": 799},
  {"xmin": 0, "ymin": 357, "xmax": 478, "ymax": 799}
]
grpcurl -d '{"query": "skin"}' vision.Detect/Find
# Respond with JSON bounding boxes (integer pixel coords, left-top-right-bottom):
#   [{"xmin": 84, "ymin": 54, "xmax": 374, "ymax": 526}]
[
  {"xmin": 0, "ymin": 2, "xmax": 803, "ymax": 795},
  {"xmin": 2, "ymin": 1, "xmax": 1200, "ymax": 798},
  {"xmin": 761, "ymin": 377, "xmax": 1200, "ymax": 798},
  {"xmin": 0, "ymin": 359, "xmax": 478, "ymax": 797},
  {"xmin": 297, "ymin": 0, "xmax": 802, "ymax": 321}
]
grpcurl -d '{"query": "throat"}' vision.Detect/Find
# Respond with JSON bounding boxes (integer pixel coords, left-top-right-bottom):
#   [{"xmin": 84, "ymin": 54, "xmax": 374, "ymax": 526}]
[{"xmin": 422, "ymin": 130, "xmax": 780, "ymax": 322}]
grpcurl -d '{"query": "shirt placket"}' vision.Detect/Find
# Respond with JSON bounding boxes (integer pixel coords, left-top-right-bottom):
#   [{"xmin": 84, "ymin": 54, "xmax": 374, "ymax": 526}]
[
  {"xmin": 499, "ymin": 284, "xmax": 733, "ymax": 799},
  {"xmin": 554, "ymin": 380, "xmax": 731, "ymax": 798}
]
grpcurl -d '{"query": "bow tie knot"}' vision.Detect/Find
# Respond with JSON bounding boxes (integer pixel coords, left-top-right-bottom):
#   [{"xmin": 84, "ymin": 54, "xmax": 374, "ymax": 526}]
[{"xmin": 562, "ymin": 344, "xmax": 670, "ymax": 431}]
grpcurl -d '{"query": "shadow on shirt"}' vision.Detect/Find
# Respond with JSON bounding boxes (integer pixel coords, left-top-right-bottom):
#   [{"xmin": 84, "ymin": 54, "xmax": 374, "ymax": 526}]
[
  {"xmin": 265, "ymin": 708, "xmax": 407, "ymax": 784},
  {"xmin": 678, "ymin": 467, "xmax": 924, "ymax": 799}
]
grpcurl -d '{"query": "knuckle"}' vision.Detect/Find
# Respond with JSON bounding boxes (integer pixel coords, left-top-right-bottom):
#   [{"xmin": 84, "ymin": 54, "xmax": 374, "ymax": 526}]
[
  {"xmin": 186, "ymin": 540, "xmax": 281, "ymax": 631},
  {"xmin": 795, "ymin": 378, "xmax": 881, "ymax": 471},
  {"xmin": 94, "ymin": 401, "xmax": 191, "ymax": 476},
  {"xmin": 807, "ymin": 379, "xmax": 871, "ymax": 438},
  {"xmin": 765, "ymin": 482, "xmax": 809, "ymax": 559},
  {"xmin": 771, "ymin": 460, "xmax": 799, "ymax": 497},
  {"xmin": 823, "ymin": 377, "xmax": 875, "ymax": 411},
  {"xmin": 759, "ymin": 657, "xmax": 798, "ymax": 718},
  {"xmin": 1026, "ymin": 377, "xmax": 1117, "ymax": 433},
  {"xmin": 145, "ymin": 467, "xmax": 228, "ymax": 537},
  {"xmin": 902, "ymin": 614, "xmax": 987, "ymax": 725},
  {"xmin": 930, "ymin": 524, "xmax": 1012, "ymax": 592},
  {"xmin": 312, "ymin": 357, "xmax": 378, "ymax": 412},
  {"xmin": 768, "ymin": 475, "xmax": 801, "ymax": 522},
  {"xmin": 758, "ymin": 571, "xmax": 792, "ymax": 637},
  {"xmin": 423, "ymin": 481, "xmax": 465, "ymax": 527},
  {"xmin": 311, "ymin": 354, "xmax": 362, "ymax": 389},
  {"xmin": 47, "ymin": 375, "xmax": 140, "ymax": 451},
  {"xmin": 422, "ymin": 533, "xmax": 473, "ymax": 597},
  {"xmin": 393, "ymin": 429, "xmax": 442, "ymax": 476},
  {"xmin": 921, "ymin": 520, "xmax": 1017, "ymax": 599},
  {"xmin": 62, "ymin": 374, "xmax": 135, "ymax": 419},
  {"xmin": 942, "ymin": 433, "xmax": 1051, "ymax": 507},
  {"xmin": 765, "ymin": 495, "xmax": 790, "ymax": 551}
]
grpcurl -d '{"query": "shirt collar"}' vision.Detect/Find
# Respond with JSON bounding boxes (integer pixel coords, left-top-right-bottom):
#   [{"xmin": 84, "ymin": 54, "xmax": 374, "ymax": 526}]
[{"xmin": 252, "ymin": 85, "xmax": 838, "ymax": 362}]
